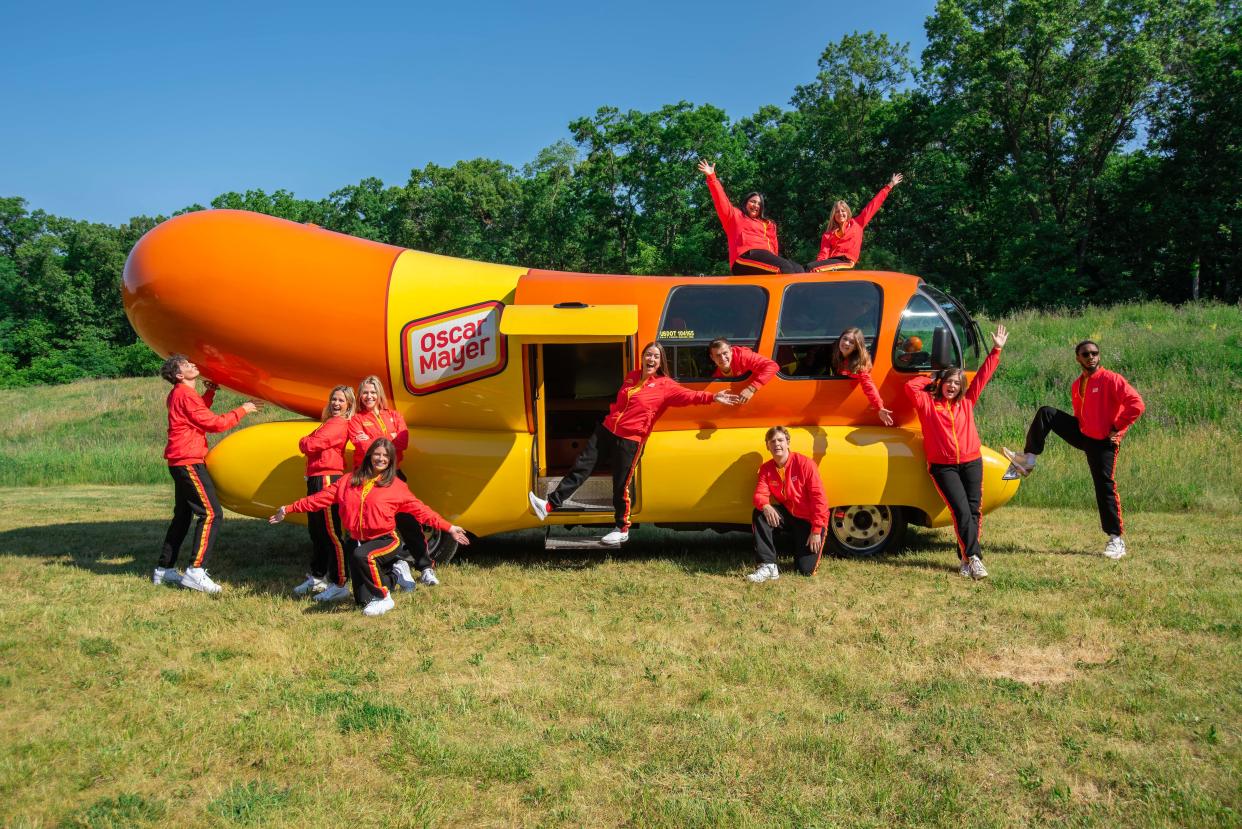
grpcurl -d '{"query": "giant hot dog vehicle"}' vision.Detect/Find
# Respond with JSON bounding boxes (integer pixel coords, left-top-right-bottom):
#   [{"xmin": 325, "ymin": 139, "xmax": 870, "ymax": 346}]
[{"xmin": 123, "ymin": 210, "xmax": 1019, "ymax": 560}]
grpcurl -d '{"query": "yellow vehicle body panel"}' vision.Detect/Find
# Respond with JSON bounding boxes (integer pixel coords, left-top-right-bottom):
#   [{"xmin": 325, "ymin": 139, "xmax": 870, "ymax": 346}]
[{"xmin": 499, "ymin": 305, "xmax": 639, "ymax": 342}]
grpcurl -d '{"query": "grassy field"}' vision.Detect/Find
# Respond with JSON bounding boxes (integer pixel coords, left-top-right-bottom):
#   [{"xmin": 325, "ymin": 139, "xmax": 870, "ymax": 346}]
[
  {"xmin": 0, "ymin": 487, "xmax": 1237, "ymax": 827},
  {"xmin": 0, "ymin": 301, "xmax": 1238, "ymax": 826},
  {"xmin": 1, "ymin": 302, "xmax": 1239, "ymax": 514}
]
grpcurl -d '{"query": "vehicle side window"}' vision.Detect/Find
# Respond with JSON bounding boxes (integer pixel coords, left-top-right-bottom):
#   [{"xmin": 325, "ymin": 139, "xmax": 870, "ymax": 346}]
[
  {"xmin": 893, "ymin": 292, "xmax": 961, "ymax": 372},
  {"xmin": 774, "ymin": 281, "xmax": 882, "ymax": 379},
  {"xmin": 922, "ymin": 284, "xmax": 983, "ymax": 370},
  {"xmin": 657, "ymin": 285, "xmax": 769, "ymax": 380}
]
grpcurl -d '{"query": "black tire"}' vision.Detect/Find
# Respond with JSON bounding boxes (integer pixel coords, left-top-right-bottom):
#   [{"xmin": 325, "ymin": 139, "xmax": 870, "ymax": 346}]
[
  {"xmin": 826, "ymin": 505, "xmax": 907, "ymax": 557},
  {"xmin": 425, "ymin": 526, "xmax": 460, "ymax": 564}
]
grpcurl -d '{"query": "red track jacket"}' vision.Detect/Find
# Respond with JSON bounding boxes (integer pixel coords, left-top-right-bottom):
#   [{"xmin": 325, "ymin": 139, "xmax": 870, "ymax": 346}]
[
  {"xmin": 299, "ymin": 416, "xmax": 350, "ymax": 476},
  {"xmin": 840, "ymin": 369, "xmax": 886, "ymax": 412},
  {"xmin": 348, "ymin": 408, "xmax": 409, "ymax": 468},
  {"xmin": 817, "ymin": 185, "xmax": 892, "ymax": 263},
  {"xmin": 164, "ymin": 384, "xmax": 247, "ymax": 467},
  {"xmin": 754, "ymin": 452, "xmax": 829, "ymax": 535},
  {"xmin": 603, "ymin": 371, "xmax": 715, "ymax": 442},
  {"xmin": 711, "ymin": 345, "xmax": 778, "ymax": 389},
  {"xmin": 903, "ymin": 347, "xmax": 1002, "ymax": 464},
  {"xmin": 287, "ymin": 475, "xmax": 451, "ymax": 542},
  {"xmin": 1071, "ymin": 368, "xmax": 1145, "ymax": 440},
  {"xmin": 705, "ymin": 172, "xmax": 780, "ymax": 265}
]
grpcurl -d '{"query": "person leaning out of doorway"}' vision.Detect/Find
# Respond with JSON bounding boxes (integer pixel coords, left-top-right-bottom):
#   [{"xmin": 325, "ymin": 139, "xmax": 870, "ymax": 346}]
[
  {"xmin": 528, "ymin": 342, "xmax": 739, "ymax": 546},
  {"xmin": 707, "ymin": 337, "xmax": 779, "ymax": 404},
  {"xmin": 748, "ymin": 426, "xmax": 829, "ymax": 583}
]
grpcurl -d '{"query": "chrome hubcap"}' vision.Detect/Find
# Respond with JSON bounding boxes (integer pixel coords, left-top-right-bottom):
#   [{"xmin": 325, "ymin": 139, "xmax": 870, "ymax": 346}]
[{"xmin": 830, "ymin": 505, "xmax": 893, "ymax": 551}]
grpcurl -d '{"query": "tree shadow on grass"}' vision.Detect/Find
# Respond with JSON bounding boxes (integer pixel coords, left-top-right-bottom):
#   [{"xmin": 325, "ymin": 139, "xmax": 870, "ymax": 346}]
[{"xmin": 0, "ymin": 518, "xmax": 313, "ymax": 598}]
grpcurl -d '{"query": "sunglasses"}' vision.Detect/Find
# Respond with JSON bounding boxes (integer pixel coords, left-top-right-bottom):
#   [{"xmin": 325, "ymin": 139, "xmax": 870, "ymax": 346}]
[{"xmin": 1079, "ymin": 350, "xmax": 1100, "ymax": 357}]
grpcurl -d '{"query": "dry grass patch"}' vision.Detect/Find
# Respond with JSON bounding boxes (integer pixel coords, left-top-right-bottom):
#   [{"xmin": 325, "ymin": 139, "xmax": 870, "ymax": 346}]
[{"xmin": 968, "ymin": 642, "xmax": 1112, "ymax": 686}]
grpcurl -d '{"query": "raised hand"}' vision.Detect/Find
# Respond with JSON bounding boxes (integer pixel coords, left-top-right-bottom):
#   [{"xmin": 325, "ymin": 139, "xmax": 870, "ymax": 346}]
[
  {"xmin": 697, "ymin": 159, "xmax": 715, "ymax": 176},
  {"xmin": 889, "ymin": 172, "xmax": 904, "ymax": 188},
  {"xmin": 992, "ymin": 324, "xmax": 1008, "ymax": 349}
]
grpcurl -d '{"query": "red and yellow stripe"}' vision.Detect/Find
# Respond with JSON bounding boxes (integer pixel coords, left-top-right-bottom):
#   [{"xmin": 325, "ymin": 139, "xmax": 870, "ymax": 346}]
[{"xmin": 186, "ymin": 465, "xmax": 215, "ymax": 567}]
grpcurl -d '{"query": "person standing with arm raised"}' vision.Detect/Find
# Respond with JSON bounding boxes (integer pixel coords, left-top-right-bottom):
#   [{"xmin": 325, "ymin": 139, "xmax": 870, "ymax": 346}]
[
  {"xmin": 699, "ymin": 160, "xmax": 804, "ymax": 275},
  {"xmin": 903, "ymin": 325, "xmax": 1008, "ymax": 580}
]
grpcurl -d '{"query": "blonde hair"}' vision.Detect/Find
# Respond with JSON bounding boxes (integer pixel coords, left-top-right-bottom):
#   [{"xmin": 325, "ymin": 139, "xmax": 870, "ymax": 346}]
[
  {"xmin": 831, "ymin": 327, "xmax": 873, "ymax": 375},
  {"xmin": 827, "ymin": 200, "xmax": 853, "ymax": 235},
  {"xmin": 321, "ymin": 385, "xmax": 356, "ymax": 422},
  {"xmin": 357, "ymin": 375, "xmax": 391, "ymax": 413}
]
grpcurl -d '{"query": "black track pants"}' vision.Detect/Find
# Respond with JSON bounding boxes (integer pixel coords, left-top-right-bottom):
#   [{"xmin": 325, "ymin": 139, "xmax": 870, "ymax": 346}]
[
  {"xmin": 350, "ymin": 534, "xmax": 402, "ymax": 605},
  {"xmin": 731, "ymin": 249, "xmax": 805, "ymax": 275},
  {"xmin": 549, "ymin": 423, "xmax": 642, "ymax": 531},
  {"xmin": 394, "ymin": 470, "xmax": 435, "ymax": 570},
  {"xmin": 751, "ymin": 505, "xmax": 822, "ymax": 575},
  {"xmin": 1023, "ymin": 406, "xmax": 1123, "ymax": 536},
  {"xmin": 306, "ymin": 474, "xmax": 349, "ymax": 586},
  {"xmin": 806, "ymin": 256, "xmax": 854, "ymax": 272},
  {"xmin": 159, "ymin": 463, "xmax": 222, "ymax": 570},
  {"xmin": 928, "ymin": 458, "xmax": 984, "ymax": 563}
]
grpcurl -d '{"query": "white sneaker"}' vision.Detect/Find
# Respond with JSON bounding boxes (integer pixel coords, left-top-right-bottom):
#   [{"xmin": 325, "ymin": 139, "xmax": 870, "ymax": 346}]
[
  {"xmin": 528, "ymin": 491, "xmax": 549, "ymax": 521},
  {"xmin": 314, "ymin": 583, "xmax": 352, "ymax": 602},
  {"xmin": 392, "ymin": 560, "xmax": 417, "ymax": 591},
  {"xmin": 601, "ymin": 529, "xmax": 629, "ymax": 546},
  {"xmin": 1103, "ymin": 536, "xmax": 1127, "ymax": 560},
  {"xmin": 293, "ymin": 574, "xmax": 326, "ymax": 596},
  {"xmin": 967, "ymin": 555, "xmax": 989, "ymax": 580},
  {"xmin": 152, "ymin": 567, "xmax": 182, "ymax": 586},
  {"xmin": 1001, "ymin": 447, "xmax": 1036, "ymax": 477},
  {"xmin": 419, "ymin": 568, "xmax": 439, "ymax": 587},
  {"xmin": 746, "ymin": 563, "xmax": 780, "ymax": 583},
  {"xmin": 959, "ymin": 560, "xmax": 971, "ymax": 578},
  {"xmin": 181, "ymin": 567, "xmax": 222, "ymax": 594},
  {"xmin": 362, "ymin": 595, "xmax": 395, "ymax": 617}
]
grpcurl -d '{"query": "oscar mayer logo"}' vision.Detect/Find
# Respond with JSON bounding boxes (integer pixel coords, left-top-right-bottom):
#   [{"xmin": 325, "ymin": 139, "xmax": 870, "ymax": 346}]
[{"xmin": 401, "ymin": 301, "xmax": 506, "ymax": 395}]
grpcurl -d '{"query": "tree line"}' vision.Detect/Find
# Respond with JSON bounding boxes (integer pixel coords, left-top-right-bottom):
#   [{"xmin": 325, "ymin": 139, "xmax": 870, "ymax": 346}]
[{"xmin": 2, "ymin": 0, "xmax": 1237, "ymax": 388}]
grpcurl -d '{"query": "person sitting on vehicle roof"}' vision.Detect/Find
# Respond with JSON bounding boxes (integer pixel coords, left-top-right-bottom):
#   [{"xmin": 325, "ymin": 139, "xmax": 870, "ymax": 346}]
[
  {"xmin": 708, "ymin": 338, "xmax": 779, "ymax": 404},
  {"xmin": 807, "ymin": 174, "xmax": 903, "ymax": 272},
  {"xmin": 699, "ymin": 159, "xmax": 805, "ymax": 276}
]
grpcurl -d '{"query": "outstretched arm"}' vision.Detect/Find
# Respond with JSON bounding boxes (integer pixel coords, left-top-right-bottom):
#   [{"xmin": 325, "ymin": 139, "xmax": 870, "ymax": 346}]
[
  {"xmin": 699, "ymin": 160, "xmax": 736, "ymax": 232},
  {"xmin": 964, "ymin": 325, "xmax": 1007, "ymax": 404}
]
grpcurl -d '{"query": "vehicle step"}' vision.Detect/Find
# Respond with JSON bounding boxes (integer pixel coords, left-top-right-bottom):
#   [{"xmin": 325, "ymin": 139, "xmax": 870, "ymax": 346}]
[{"xmin": 536, "ymin": 475, "xmax": 618, "ymax": 512}]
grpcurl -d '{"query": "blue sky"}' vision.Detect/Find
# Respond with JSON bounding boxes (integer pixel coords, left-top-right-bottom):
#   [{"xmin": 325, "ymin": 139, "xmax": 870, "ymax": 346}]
[{"xmin": 2, "ymin": 0, "xmax": 935, "ymax": 225}]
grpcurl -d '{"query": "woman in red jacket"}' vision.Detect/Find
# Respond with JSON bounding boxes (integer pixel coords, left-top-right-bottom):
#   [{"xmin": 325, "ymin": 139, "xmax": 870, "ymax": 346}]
[
  {"xmin": 807, "ymin": 174, "xmax": 903, "ymax": 272},
  {"xmin": 698, "ymin": 160, "xmax": 804, "ymax": 275},
  {"xmin": 270, "ymin": 439, "xmax": 470, "ymax": 617},
  {"xmin": 903, "ymin": 325, "xmax": 1007, "ymax": 579},
  {"xmin": 292, "ymin": 385, "xmax": 356, "ymax": 602},
  {"xmin": 831, "ymin": 327, "xmax": 894, "ymax": 425},
  {"xmin": 347, "ymin": 375, "xmax": 439, "ymax": 589},
  {"xmin": 528, "ymin": 342, "xmax": 738, "ymax": 546}
]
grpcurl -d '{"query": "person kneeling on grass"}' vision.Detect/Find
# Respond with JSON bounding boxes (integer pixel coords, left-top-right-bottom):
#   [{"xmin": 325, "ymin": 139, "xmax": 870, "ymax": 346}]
[
  {"xmin": 153, "ymin": 354, "xmax": 259, "ymax": 593},
  {"xmin": 269, "ymin": 439, "xmax": 470, "ymax": 617},
  {"xmin": 1002, "ymin": 339, "xmax": 1145, "ymax": 560},
  {"xmin": 748, "ymin": 426, "xmax": 829, "ymax": 583},
  {"xmin": 904, "ymin": 325, "xmax": 1007, "ymax": 580}
]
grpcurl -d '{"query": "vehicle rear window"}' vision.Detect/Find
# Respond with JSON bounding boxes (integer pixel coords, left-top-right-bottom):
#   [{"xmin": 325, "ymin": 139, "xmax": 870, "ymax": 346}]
[
  {"xmin": 657, "ymin": 285, "xmax": 769, "ymax": 380},
  {"xmin": 773, "ymin": 281, "xmax": 882, "ymax": 379}
]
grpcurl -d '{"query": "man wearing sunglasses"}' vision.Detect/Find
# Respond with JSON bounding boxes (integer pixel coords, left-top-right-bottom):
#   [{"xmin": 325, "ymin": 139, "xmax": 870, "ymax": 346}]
[{"xmin": 1003, "ymin": 341, "xmax": 1145, "ymax": 559}]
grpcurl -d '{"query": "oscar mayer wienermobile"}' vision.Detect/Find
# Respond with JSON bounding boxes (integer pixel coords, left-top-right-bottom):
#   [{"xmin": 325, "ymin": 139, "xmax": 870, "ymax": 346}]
[{"xmin": 123, "ymin": 209, "xmax": 1019, "ymax": 560}]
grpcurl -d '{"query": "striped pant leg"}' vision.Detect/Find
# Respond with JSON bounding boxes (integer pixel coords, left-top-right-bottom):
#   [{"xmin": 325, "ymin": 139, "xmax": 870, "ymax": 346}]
[
  {"xmin": 928, "ymin": 462, "xmax": 981, "ymax": 562},
  {"xmin": 611, "ymin": 434, "xmax": 643, "ymax": 532},
  {"xmin": 1085, "ymin": 440, "xmax": 1123, "ymax": 536},
  {"xmin": 306, "ymin": 475, "xmax": 348, "ymax": 584},
  {"xmin": 350, "ymin": 535, "xmax": 402, "ymax": 605},
  {"xmin": 159, "ymin": 464, "xmax": 221, "ymax": 569}
]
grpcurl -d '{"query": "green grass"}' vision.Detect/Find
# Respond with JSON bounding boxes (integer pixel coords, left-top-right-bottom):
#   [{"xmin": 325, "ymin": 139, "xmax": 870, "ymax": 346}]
[
  {"xmin": 1, "ymin": 302, "xmax": 1238, "ymax": 512},
  {"xmin": 0, "ymin": 486, "xmax": 1238, "ymax": 827}
]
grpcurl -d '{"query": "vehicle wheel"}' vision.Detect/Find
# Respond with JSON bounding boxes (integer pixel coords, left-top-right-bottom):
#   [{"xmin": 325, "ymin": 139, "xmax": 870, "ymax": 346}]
[
  {"xmin": 827, "ymin": 505, "xmax": 907, "ymax": 557},
  {"xmin": 424, "ymin": 526, "xmax": 460, "ymax": 564}
]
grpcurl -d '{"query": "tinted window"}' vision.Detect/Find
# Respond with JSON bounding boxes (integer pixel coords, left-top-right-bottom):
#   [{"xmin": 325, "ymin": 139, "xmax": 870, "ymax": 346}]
[
  {"xmin": 922, "ymin": 284, "xmax": 983, "ymax": 370},
  {"xmin": 657, "ymin": 285, "xmax": 768, "ymax": 380},
  {"xmin": 774, "ymin": 281, "xmax": 882, "ymax": 379},
  {"xmin": 893, "ymin": 292, "xmax": 960, "ymax": 372}
]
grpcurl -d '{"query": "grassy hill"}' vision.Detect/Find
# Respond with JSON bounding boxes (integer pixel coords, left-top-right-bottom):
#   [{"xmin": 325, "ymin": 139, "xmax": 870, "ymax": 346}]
[{"xmin": 1, "ymin": 301, "xmax": 1238, "ymax": 512}]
